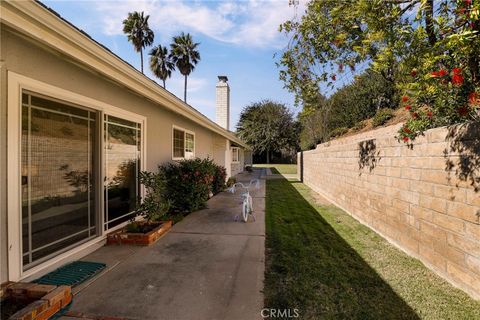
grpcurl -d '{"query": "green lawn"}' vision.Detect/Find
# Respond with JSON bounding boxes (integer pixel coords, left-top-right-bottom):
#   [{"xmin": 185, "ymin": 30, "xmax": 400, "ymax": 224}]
[
  {"xmin": 253, "ymin": 164, "xmax": 297, "ymax": 175},
  {"xmin": 264, "ymin": 178, "xmax": 480, "ymax": 319}
]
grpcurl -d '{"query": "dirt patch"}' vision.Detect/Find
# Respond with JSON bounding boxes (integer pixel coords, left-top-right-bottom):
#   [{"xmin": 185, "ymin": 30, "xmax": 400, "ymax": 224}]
[{"xmin": 1, "ymin": 297, "xmax": 31, "ymax": 319}]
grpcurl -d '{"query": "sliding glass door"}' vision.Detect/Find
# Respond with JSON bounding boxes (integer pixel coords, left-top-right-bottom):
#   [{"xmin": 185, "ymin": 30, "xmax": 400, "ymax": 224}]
[
  {"xmin": 104, "ymin": 115, "xmax": 141, "ymax": 230},
  {"xmin": 21, "ymin": 92, "xmax": 97, "ymax": 269}
]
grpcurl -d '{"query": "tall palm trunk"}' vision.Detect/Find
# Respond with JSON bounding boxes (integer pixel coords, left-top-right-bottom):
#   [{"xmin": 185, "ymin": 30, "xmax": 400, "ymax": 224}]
[
  {"xmin": 140, "ymin": 49, "xmax": 144, "ymax": 74},
  {"xmin": 163, "ymin": 79, "xmax": 166, "ymax": 89},
  {"xmin": 266, "ymin": 150, "xmax": 270, "ymax": 164},
  {"xmin": 184, "ymin": 75, "xmax": 188, "ymax": 102}
]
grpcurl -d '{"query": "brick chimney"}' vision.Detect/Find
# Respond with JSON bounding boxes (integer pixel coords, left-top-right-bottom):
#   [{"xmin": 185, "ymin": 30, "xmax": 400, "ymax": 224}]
[{"xmin": 216, "ymin": 76, "xmax": 230, "ymax": 130}]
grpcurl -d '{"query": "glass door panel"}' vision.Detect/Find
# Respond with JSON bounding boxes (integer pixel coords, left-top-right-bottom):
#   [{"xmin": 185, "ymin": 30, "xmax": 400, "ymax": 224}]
[
  {"xmin": 21, "ymin": 92, "xmax": 97, "ymax": 269},
  {"xmin": 104, "ymin": 115, "xmax": 141, "ymax": 230}
]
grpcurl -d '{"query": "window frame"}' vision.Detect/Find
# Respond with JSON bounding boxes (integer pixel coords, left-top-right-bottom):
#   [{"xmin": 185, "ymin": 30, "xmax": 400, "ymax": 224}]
[
  {"xmin": 231, "ymin": 147, "xmax": 240, "ymax": 163},
  {"xmin": 172, "ymin": 125, "xmax": 195, "ymax": 160},
  {"xmin": 7, "ymin": 71, "xmax": 146, "ymax": 281}
]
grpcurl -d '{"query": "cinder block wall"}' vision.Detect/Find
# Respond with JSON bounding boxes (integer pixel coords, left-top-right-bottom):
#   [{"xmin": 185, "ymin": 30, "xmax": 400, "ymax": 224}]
[{"xmin": 299, "ymin": 122, "xmax": 480, "ymax": 299}]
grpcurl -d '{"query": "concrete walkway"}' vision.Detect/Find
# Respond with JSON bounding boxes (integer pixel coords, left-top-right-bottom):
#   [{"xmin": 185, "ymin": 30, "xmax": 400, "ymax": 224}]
[{"xmin": 61, "ymin": 170, "xmax": 265, "ymax": 320}]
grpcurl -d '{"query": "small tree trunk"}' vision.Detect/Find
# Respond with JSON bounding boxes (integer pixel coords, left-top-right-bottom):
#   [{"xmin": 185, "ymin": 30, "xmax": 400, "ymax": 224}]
[
  {"xmin": 140, "ymin": 50, "xmax": 144, "ymax": 74},
  {"xmin": 266, "ymin": 151, "xmax": 270, "ymax": 164},
  {"xmin": 469, "ymin": 55, "xmax": 479, "ymax": 85},
  {"xmin": 184, "ymin": 75, "xmax": 188, "ymax": 102},
  {"xmin": 425, "ymin": 0, "xmax": 436, "ymax": 47}
]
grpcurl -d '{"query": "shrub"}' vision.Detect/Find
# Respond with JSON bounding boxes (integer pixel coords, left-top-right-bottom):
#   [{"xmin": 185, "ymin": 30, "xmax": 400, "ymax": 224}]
[
  {"xmin": 330, "ymin": 127, "xmax": 348, "ymax": 138},
  {"xmin": 137, "ymin": 171, "xmax": 171, "ymax": 222},
  {"xmin": 352, "ymin": 120, "xmax": 366, "ymax": 131},
  {"xmin": 327, "ymin": 71, "xmax": 397, "ymax": 130},
  {"xmin": 399, "ymin": 67, "xmax": 480, "ymax": 142},
  {"xmin": 160, "ymin": 158, "xmax": 226, "ymax": 213},
  {"xmin": 126, "ymin": 222, "xmax": 141, "ymax": 233},
  {"xmin": 372, "ymin": 109, "xmax": 394, "ymax": 127},
  {"xmin": 208, "ymin": 161, "xmax": 227, "ymax": 195},
  {"xmin": 227, "ymin": 177, "xmax": 236, "ymax": 187}
]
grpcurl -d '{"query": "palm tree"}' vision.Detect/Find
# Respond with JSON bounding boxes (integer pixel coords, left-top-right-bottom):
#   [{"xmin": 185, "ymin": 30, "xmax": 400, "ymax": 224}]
[
  {"xmin": 149, "ymin": 45, "xmax": 175, "ymax": 89},
  {"xmin": 170, "ymin": 32, "xmax": 200, "ymax": 103},
  {"xmin": 122, "ymin": 11, "xmax": 154, "ymax": 74}
]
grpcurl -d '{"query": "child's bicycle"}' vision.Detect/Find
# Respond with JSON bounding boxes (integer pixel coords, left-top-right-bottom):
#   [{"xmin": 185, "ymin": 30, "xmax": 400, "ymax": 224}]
[{"xmin": 228, "ymin": 179, "xmax": 260, "ymax": 222}]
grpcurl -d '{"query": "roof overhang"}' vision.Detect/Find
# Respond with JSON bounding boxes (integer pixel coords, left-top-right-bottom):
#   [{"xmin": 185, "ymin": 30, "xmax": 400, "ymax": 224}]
[{"xmin": 0, "ymin": 0, "xmax": 248, "ymax": 149}]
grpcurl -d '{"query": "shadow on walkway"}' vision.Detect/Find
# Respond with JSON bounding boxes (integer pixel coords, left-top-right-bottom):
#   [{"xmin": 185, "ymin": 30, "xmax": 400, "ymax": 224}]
[
  {"xmin": 63, "ymin": 170, "xmax": 265, "ymax": 320},
  {"xmin": 264, "ymin": 177, "xmax": 420, "ymax": 319}
]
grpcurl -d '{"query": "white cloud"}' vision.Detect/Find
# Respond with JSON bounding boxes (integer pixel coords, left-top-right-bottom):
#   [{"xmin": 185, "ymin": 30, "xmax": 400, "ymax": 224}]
[
  {"xmin": 88, "ymin": 0, "xmax": 303, "ymax": 48},
  {"xmin": 167, "ymin": 74, "xmax": 208, "ymax": 93}
]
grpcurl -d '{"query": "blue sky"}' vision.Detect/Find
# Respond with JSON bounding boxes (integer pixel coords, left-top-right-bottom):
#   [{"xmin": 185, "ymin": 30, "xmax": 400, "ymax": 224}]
[{"xmin": 42, "ymin": 0, "xmax": 303, "ymax": 129}]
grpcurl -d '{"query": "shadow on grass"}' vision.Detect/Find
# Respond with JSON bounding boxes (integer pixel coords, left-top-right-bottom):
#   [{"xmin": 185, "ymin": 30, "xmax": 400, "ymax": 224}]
[{"xmin": 264, "ymin": 178, "xmax": 419, "ymax": 319}]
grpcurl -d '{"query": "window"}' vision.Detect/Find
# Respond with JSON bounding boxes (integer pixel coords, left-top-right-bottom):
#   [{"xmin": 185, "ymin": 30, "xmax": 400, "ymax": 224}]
[
  {"xmin": 19, "ymin": 91, "xmax": 146, "ymax": 268},
  {"xmin": 104, "ymin": 115, "xmax": 142, "ymax": 230},
  {"xmin": 8, "ymin": 73, "xmax": 146, "ymax": 280},
  {"xmin": 185, "ymin": 133, "xmax": 195, "ymax": 159},
  {"xmin": 172, "ymin": 127, "xmax": 195, "ymax": 160},
  {"xmin": 21, "ymin": 91, "xmax": 98, "ymax": 268},
  {"xmin": 232, "ymin": 147, "xmax": 240, "ymax": 163}
]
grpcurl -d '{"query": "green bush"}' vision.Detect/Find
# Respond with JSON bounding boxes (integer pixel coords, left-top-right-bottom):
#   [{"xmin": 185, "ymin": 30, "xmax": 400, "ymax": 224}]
[
  {"xmin": 160, "ymin": 158, "xmax": 226, "ymax": 213},
  {"xmin": 227, "ymin": 177, "xmax": 236, "ymax": 187},
  {"xmin": 372, "ymin": 109, "xmax": 395, "ymax": 127},
  {"xmin": 352, "ymin": 120, "xmax": 366, "ymax": 131},
  {"xmin": 330, "ymin": 127, "xmax": 348, "ymax": 138},
  {"xmin": 208, "ymin": 161, "xmax": 227, "ymax": 195},
  {"xmin": 137, "ymin": 171, "xmax": 171, "ymax": 222},
  {"xmin": 328, "ymin": 71, "xmax": 397, "ymax": 130}
]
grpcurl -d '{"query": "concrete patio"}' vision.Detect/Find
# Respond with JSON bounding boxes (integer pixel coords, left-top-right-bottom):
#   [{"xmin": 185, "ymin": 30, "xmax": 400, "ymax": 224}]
[{"xmin": 60, "ymin": 170, "xmax": 265, "ymax": 320}]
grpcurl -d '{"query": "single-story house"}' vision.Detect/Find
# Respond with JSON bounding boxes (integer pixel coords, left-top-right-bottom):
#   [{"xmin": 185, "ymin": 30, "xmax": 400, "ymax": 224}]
[{"xmin": 0, "ymin": 0, "xmax": 250, "ymax": 284}]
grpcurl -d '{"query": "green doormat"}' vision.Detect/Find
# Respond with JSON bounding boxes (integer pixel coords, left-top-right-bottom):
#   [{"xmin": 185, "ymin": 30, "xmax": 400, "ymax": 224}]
[{"xmin": 33, "ymin": 261, "xmax": 106, "ymax": 287}]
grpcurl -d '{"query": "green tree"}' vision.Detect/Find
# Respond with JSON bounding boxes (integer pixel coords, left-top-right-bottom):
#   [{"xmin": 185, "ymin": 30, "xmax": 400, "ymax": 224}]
[
  {"xmin": 297, "ymin": 93, "xmax": 330, "ymax": 150},
  {"xmin": 328, "ymin": 70, "xmax": 396, "ymax": 130},
  {"xmin": 278, "ymin": 0, "xmax": 404, "ymax": 105},
  {"xmin": 297, "ymin": 70, "xmax": 396, "ymax": 149},
  {"xmin": 279, "ymin": 0, "xmax": 480, "ymax": 140},
  {"xmin": 237, "ymin": 100, "xmax": 299, "ymax": 163},
  {"xmin": 149, "ymin": 45, "xmax": 175, "ymax": 89},
  {"xmin": 122, "ymin": 11, "xmax": 154, "ymax": 74},
  {"xmin": 170, "ymin": 32, "xmax": 200, "ymax": 103}
]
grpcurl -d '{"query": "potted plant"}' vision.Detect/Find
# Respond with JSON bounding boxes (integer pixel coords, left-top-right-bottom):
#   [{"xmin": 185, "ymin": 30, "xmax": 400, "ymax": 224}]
[{"xmin": 107, "ymin": 171, "xmax": 173, "ymax": 246}]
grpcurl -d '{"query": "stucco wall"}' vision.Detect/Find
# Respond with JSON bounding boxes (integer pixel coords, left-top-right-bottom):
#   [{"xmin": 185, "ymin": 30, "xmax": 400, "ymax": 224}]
[
  {"xmin": 0, "ymin": 28, "xmax": 233, "ymax": 282},
  {"xmin": 231, "ymin": 148, "xmax": 245, "ymax": 177},
  {"xmin": 299, "ymin": 123, "xmax": 480, "ymax": 299}
]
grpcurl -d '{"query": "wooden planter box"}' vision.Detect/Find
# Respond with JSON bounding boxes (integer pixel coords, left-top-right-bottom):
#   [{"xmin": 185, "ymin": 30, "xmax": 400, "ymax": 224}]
[
  {"xmin": 106, "ymin": 221, "xmax": 173, "ymax": 246},
  {"xmin": 1, "ymin": 282, "xmax": 71, "ymax": 320}
]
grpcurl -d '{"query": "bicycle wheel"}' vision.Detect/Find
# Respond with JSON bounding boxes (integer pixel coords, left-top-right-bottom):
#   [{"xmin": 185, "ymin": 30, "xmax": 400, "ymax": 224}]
[{"xmin": 242, "ymin": 200, "xmax": 249, "ymax": 222}]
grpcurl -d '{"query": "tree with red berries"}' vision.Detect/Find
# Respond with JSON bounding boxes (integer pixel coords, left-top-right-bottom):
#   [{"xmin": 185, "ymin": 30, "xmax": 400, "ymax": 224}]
[
  {"xmin": 279, "ymin": 0, "xmax": 480, "ymax": 142},
  {"xmin": 397, "ymin": 0, "xmax": 480, "ymax": 142}
]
